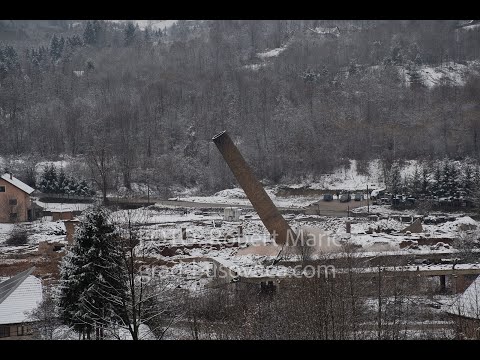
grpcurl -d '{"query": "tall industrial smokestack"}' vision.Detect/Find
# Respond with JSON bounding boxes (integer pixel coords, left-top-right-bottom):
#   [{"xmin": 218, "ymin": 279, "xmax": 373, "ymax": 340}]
[{"xmin": 212, "ymin": 131, "xmax": 295, "ymax": 245}]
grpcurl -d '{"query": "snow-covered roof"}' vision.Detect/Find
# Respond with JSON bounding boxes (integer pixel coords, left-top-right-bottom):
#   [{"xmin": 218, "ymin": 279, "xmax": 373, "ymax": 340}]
[
  {"xmin": 0, "ymin": 173, "xmax": 35, "ymax": 195},
  {"xmin": 447, "ymin": 275, "xmax": 480, "ymax": 320},
  {"xmin": 0, "ymin": 267, "xmax": 42, "ymax": 325},
  {"xmin": 370, "ymin": 188, "xmax": 386, "ymax": 197},
  {"xmin": 309, "ymin": 26, "xmax": 340, "ymax": 37}
]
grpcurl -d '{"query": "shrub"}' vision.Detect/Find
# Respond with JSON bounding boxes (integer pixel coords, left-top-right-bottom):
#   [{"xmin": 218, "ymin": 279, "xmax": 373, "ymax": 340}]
[{"xmin": 6, "ymin": 226, "xmax": 29, "ymax": 246}]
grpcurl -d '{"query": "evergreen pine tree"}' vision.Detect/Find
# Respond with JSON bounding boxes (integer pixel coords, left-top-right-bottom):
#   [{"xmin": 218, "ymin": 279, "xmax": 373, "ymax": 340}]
[
  {"xmin": 389, "ymin": 162, "xmax": 402, "ymax": 195},
  {"xmin": 92, "ymin": 20, "xmax": 103, "ymax": 46},
  {"xmin": 86, "ymin": 59, "xmax": 95, "ymax": 71},
  {"xmin": 441, "ymin": 161, "xmax": 459, "ymax": 198},
  {"xmin": 2, "ymin": 45, "xmax": 20, "ymax": 74},
  {"xmin": 410, "ymin": 165, "xmax": 422, "ymax": 197},
  {"xmin": 67, "ymin": 176, "xmax": 78, "ymax": 195},
  {"xmin": 431, "ymin": 163, "xmax": 442, "ymax": 198},
  {"xmin": 77, "ymin": 179, "xmax": 94, "ymax": 196},
  {"xmin": 56, "ymin": 168, "xmax": 69, "ymax": 194},
  {"xmin": 58, "ymin": 207, "xmax": 128, "ymax": 339},
  {"xmin": 58, "ymin": 36, "xmax": 65, "ymax": 56},
  {"xmin": 83, "ymin": 21, "xmax": 96, "ymax": 45},
  {"xmin": 68, "ymin": 35, "xmax": 83, "ymax": 47},
  {"xmin": 448, "ymin": 162, "xmax": 460, "ymax": 198},
  {"xmin": 471, "ymin": 165, "xmax": 480, "ymax": 209},
  {"xmin": 144, "ymin": 28, "xmax": 151, "ymax": 43},
  {"xmin": 421, "ymin": 165, "xmax": 430, "ymax": 197},
  {"xmin": 38, "ymin": 164, "xmax": 58, "ymax": 193},
  {"xmin": 50, "ymin": 35, "xmax": 60, "ymax": 60},
  {"xmin": 462, "ymin": 164, "xmax": 474, "ymax": 201},
  {"xmin": 124, "ymin": 22, "xmax": 136, "ymax": 46}
]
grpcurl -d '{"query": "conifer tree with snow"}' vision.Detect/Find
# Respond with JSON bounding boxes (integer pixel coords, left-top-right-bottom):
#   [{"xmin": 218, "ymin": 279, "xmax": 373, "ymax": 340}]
[
  {"xmin": 471, "ymin": 165, "xmax": 480, "ymax": 210},
  {"xmin": 56, "ymin": 168, "xmax": 69, "ymax": 194},
  {"xmin": 442, "ymin": 161, "xmax": 460, "ymax": 198},
  {"xmin": 420, "ymin": 164, "xmax": 430, "ymax": 197},
  {"xmin": 78, "ymin": 179, "xmax": 95, "ymax": 197},
  {"xmin": 38, "ymin": 164, "xmax": 58, "ymax": 193},
  {"xmin": 431, "ymin": 163, "xmax": 443, "ymax": 198},
  {"xmin": 409, "ymin": 165, "xmax": 422, "ymax": 197},
  {"xmin": 388, "ymin": 162, "xmax": 402, "ymax": 195},
  {"xmin": 58, "ymin": 206, "xmax": 128, "ymax": 339},
  {"xmin": 50, "ymin": 35, "xmax": 59, "ymax": 60},
  {"xmin": 462, "ymin": 164, "xmax": 475, "ymax": 201},
  {"xmin": 37, "ymin": 165, "xmax": 94, "ymax": 196},
  {"xmin": 83, "ymin": 21, "xmax": 96, "ymax": 45},
  {"xmin": 124, "ymin": 22, "xmax": 137, "ymax": 46}
]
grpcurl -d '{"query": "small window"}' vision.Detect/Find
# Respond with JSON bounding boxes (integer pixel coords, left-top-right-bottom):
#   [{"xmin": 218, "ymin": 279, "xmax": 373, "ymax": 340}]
[
  {"xmin": 10, "ymin": 213, "xmax": 17, "ymax": 220},
  {"xmin": 0, "ymin": 186, "xmax": 5, "ymax": 193},
  {"xmin": 9, "ymin": 199, "xmax": 17, "ymax": 206},
  {"xmin": 0, "ymin": 325, "xmax": 10, "ymax": 338},
  {"xmin": 16, "ymin": 325, "xmax": 24, "ymax": 336}
]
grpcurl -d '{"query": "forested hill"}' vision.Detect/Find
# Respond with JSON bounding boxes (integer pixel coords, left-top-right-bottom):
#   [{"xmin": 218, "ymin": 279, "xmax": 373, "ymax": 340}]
[{"xmin": 1, "ymin": 20, "xmax": 480, "ymax": 193}]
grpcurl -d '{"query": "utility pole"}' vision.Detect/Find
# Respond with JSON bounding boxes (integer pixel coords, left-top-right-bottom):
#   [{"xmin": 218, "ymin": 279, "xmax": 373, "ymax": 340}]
[
  {"xmin": 367, "ymin": 184, "xmax": 369, "ymax": 213},
  {"xmin": 377, "ymin": 265, "xmax": 382, "ymax": 340}
]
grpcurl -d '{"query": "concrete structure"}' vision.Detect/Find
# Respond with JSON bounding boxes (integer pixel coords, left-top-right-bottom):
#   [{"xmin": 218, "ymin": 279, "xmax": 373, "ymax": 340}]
[
  {"xmin": 212, "ymin": 131, "xmax": 296, "ymax": 245},
  {"xmin": 64, "ymin": 219, "xmax": 81, "ymax": 245},
  {"xmin": 0, "ymin": 173, "xmax": 35, "ymax": 223},
  {"xmin": 38, "ymin": 241, "xmax": 65, "ymax": 254},
  {"xmin": 0, "ymin": 267, "xmax": 42, "ymax": 339},
  {"xmin": 52, "ymin": 210, "xmax": 74, "ymax": 221},
  {"xmin": 400, "ymin": 218, "xmax": 423, "ymax": 233},
  {"xmin": 224, "ymin": 207, "xmax": 241, "ymax": 221}
]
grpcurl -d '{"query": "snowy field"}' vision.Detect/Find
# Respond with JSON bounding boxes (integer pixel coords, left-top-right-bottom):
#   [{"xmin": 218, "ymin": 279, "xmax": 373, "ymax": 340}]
[
  {"xmin": 104, "ymin": 207, "xmax": 480, "ymax": 281},
  {"xmin": 287, "ymin": 159, "xmax": 386, "ymax": 191},
  {"xmin": 400, "ymin": 60, "xmax": 480, "ymax": 88},
  {"xmin": 174, "ymin": 187, "xmax": 321, "ymax": 208},
  {"xmin": 176, "ymin": 158, "xmax": 454, "ymax": 202},
  {"xmin": 1, "ymin": 200, "xmax": 478, "ymax": 299},
  {"xmin": 108, "ymin": 20, "xmax": 178, "ymax": 31}
]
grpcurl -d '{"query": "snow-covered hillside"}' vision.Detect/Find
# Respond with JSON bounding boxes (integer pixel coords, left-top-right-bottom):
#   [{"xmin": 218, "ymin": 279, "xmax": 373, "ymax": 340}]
[
  {"xmin": 108, "ymin": 20, "xmax": 177, "ymax": 31},
  {"xmin": 400, "ymin": 61, "xmax": 480, "ymax": 88},
  {"xmin": 244, "ymin": 42, "xmax": 290, "ymax": 71},
  {"xmin": 289, "ymin": 159, "xmax": 385, "ymax": 191},
  {"xmin": 257, "ymin": 45, "xmax": 288, "ymax": 59}
]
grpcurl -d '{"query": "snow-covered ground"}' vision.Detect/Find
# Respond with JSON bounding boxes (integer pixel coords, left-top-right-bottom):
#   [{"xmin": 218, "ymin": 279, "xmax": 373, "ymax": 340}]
[
  {"xmin": 400, "ymin": 60, "xmax": 480, "ymax": 88},
  {"xmin": 175, "ymin": 158, "xmax": 435, "ymax": 204},
  {"xmin": 287, "ymin": 159, "xmax": 420, "ymax": 191},
  {"xmin": 0, "ymin": 223, "xmax": 15, "ymax": 243},
  {"xmin": 108, "ymin": 20, "xmax": 178, "ymax": 31},
  {"xmin": 175, "ymin": 187, "xmax": 320, "ymax": 208},
  {"xmin": 257, "ymin": 45, "xmax": 288, "ymax": 59},
  {"xmin": 52, "ymin": 323, "xmax": 156, "ymax": 340},
  {"xmin": 0, "ymin": 220, "xmax": 66, "ymax": 246},
  {"xmin": 243, "ymin": 41, "xmax": 290, "ymax": 71},
  {"xmin": 107, "ymin": 206, "xmax": 480, "ymax": 282}
]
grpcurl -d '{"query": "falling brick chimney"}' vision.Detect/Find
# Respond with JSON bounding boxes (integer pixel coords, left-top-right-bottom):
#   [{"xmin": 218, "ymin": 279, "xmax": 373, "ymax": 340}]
[{"xmin": 212, "ymin": 130, "xmax": 296, "ymax": 245}]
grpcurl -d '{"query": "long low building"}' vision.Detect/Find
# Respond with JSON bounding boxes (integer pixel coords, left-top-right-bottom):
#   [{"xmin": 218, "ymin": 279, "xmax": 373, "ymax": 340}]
[{"xmin": 0, "ymin": 267, "xmax": 43, "ymax": 339}]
